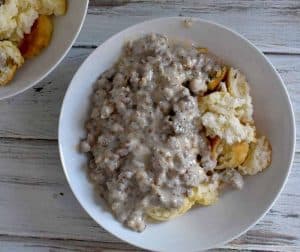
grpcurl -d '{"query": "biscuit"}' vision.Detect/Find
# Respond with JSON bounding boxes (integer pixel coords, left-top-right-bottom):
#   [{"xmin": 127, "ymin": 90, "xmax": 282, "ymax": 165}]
[
  {"xmin": 238, "ymin": 135, "xmax": 272, "ymax": 175},
  {"xmin": 199, "ymin": 91, "xmax": 248, "ymax": 117},
  {"xmin": 227, "ymin": 67, "xmax": 253, "ymax": 123},
  {"xmin": 0, "ymin": 0, "xmax": 18, "ymax": 40},
  {"xmin": 0, "ymin": 0, "xmax": 66, "ymax": 42},
  {"xmin": 0, "ymin": 40, "xmax": 24, "ymax": 85},
  {"xmin": 209, "ymin": 136, "xmax": 221, "ymax": 160},
  {"xmin": 37, "ymin": 0, "xmax": 67, "ymax": 16},
  {"xmin": 191, "ymin": 181, "xmax": 219, "ymax": 205},
  {"xmin": 201, "ymin": 112, "xmax": 255, "ymax": 145},
  {"xmin": 147, "ymin": 198, "xmax": 194, "ymax": 221},
  {"xmin": 216, "ymin": 141, "xmax": 249, "ymax": 169},
  {"xmin": 208, "ymin": 66, "xmax": 227, "ymax": 91},
  {"xmin": 147, "ymin": 181, "xmax": 219, "ymax": 221},
  {"xmin": 19, "ymin": 15, "xmax": 53, "ymax": 59}
]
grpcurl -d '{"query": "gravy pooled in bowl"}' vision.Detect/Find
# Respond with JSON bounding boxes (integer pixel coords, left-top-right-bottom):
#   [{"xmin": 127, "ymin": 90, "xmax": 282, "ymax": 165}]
[{"xmin": 80, "ymin": 34, "xmax": 272, "ymax": 232}]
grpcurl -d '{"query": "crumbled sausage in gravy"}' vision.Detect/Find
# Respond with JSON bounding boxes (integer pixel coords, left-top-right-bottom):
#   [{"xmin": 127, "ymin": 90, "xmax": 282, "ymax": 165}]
[{"xmin": 81, "ymin": 34, "xmax": 225, "ymax": 232}]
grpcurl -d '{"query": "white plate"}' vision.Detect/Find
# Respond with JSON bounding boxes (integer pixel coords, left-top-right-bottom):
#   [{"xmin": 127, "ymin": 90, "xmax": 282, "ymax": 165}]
[
  {"xmin": 59, "ymin": 17, "xmax": 296, "ymax": 252},
  {"xmin": 0, "ymin": 0, "xmax": 89, "ymax": 100}
]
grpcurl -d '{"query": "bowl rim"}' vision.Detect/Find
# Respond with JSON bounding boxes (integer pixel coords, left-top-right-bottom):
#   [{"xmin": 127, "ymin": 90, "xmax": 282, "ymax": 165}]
[
  {"xmin": 58, "ymin": 16, "xmax": 296, "ymax": 251},
  {"xmin": 0, "ymin": 0, "xmax": 89, "ymax": 100}
]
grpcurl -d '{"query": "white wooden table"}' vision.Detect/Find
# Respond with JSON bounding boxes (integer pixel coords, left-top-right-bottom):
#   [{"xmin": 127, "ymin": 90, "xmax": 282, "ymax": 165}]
[{"xmin": 0, "ymin": 1, "xmax": 299, "ymax": 251}]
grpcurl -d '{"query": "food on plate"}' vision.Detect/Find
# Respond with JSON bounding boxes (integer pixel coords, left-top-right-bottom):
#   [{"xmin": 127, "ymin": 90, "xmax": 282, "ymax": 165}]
[
  {"xmin": 196, "ymin": 47, "xmax": 208, "ymax": 54},
  {"xmin": 210, "ymin": 136, "xmax": 221, "ymax": 159},
  {"xmin": 147, "ymin": 179, "xmax": 219, "ymax": 221},
  {"xmin": 19, "ymin": 15, "xmax": 53, "ymax": 59},
  {"xmin": 80, "ymin": 34, "xmax": 272, "ymax": 232},
  {"xmin": 0, "ymin": 0, "xmax": 67, "ymax": 85},
  {"xmin": 215, "ymin": 141, "xmax": 249, "ymax": 169},
  {"xmin": 201, "ymin": 112, "xmax": 255, "ymax": 144},
  {"xmin": 0, "ymin": 40, "xmax": 24, "ymax": 85},
  {"xmin": 37, "ymin": 0, "xmax": 67, "ymax": 16},
  {"xmin": 199, "ymin": 91, "xmax": 252, "ymax": 122},
  {"xmin": 208, "ymin": 66, "xmax": 227, "ymax": 91},
  {"xmin": 227, "ymin": 67, "xmax": 253, "ymax": 123},
  {"xmin": 147, "ymin": 197, "xmax": 194, "ymax": 221},
  {"xmin": 238, "ymin": 135, "xmax": 272, "ymax": 175}
]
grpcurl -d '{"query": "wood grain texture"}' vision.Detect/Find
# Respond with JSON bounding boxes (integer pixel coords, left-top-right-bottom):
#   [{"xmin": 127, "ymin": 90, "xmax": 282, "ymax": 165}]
[
  {"xmin": 0, "ymin": 49, "xmax": 87, "ymax": 140},
  {"xmin": 0, "ymin": 1, "xmax": 299, "ymax": 251},
  {"xmin": 0, "ymin": 49, "xmax": 299, "ymax": 147},
  {"xmin": 0, "ymin": 235, "xmax": 139, "ymax": 252},
  {"xmin": 77, "ymin": 0, "xmax": 300, "ymax": 54},
  {"xmin": 0, "ymin": 236, "xmax": 263, "ymax": 252},
  {"xmin": 0, "ymin": 138, "xmax": 298, "ymax": 251}
]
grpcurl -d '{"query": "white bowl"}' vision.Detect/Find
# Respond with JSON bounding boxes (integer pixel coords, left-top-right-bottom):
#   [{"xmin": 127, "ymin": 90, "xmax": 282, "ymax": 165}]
[
  {"xmin": 0, "ymin": 0, "xmax": 89, "ymax": 100},
  {"xmin": 59, "ymin": 17, "xmax": 296, "ymax": 252}
]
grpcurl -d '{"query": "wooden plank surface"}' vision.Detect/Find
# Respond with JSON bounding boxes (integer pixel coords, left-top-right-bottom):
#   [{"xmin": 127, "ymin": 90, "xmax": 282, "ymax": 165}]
[
  {"xmin": 0, "ymin": 0, "xmax": 299, "ymax": 251},
  {"xmin": 0, "ymin": 235, "xmax": 139, "ymax": 252},
  {"xmin": 0, "ymin": 236, "xmax": 257, "ymax": 252},
  {"xmin": 0, "ymin": 49, "xmax": 88, "ymax": 140},
  {"xmin": 77, "ymin": 0, "xmax": 300, "ymax": 54}
]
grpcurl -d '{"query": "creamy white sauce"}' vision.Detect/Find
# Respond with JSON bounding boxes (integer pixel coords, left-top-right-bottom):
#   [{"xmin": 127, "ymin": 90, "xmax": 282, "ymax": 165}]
[{"xmin": 81, "ymin": 34, "xmax": 238, "ymax": 232}]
